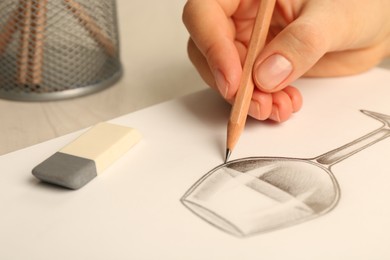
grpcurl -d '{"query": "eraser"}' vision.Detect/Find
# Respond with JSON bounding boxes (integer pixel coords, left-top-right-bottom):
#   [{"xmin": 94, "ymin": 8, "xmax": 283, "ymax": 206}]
[{"xmin": 32, "ymin": 122, "xmax": 141, "ymax": 189}]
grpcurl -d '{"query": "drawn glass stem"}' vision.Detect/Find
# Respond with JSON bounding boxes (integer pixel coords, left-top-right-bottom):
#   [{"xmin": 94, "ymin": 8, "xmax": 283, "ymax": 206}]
[{"xmin": 315, "ymin": 110, "xmax": 390, "ymax": 167}]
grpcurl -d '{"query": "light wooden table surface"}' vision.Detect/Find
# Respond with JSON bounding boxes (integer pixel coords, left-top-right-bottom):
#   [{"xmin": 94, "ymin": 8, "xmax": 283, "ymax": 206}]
[{"xmin": 1, "ymin": 1, "xmax": 389, "ymax": 156}]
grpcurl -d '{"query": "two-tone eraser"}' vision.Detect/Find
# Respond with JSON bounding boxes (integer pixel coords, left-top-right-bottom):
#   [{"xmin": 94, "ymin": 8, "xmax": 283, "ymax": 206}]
[{"xmin": 32, "ymin": 122, "xmax": 141, "ymax": 189}]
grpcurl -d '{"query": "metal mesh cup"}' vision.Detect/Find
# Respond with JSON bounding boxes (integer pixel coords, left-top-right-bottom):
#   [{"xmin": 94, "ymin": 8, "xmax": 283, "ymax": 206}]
[{"xmin": 0, "ymin": 0, "xmax": 121, "ymax": 101}]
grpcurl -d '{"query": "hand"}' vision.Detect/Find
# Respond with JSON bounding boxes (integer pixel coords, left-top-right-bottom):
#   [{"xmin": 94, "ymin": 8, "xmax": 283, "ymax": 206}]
[{"xmin": 183, "ymin": 0, "xmax": 390, "ymax": 122}]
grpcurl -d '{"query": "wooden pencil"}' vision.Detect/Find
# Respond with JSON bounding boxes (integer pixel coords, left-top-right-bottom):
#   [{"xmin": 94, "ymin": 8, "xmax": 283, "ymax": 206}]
[
  {"xmin": 29, "ymin": 0, "xmax": 48, "ymax": 85},
  {"xmin": 225, "ymin": 0, "xmax": 276, "ymax": 162},
  {"xmin": 63, "ymin": 0, "xmax": 117, "ymax": 57},
  {"xmin": 17, "ymin": 0, "xmax": 33, "ymax": 85},
  {"xmin": 0, "ymin": 10, "xmax": 18, "ymax": 56}
]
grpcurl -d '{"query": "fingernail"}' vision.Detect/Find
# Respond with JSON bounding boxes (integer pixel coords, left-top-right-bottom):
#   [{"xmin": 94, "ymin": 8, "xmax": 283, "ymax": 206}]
[
  {"xmin": 214, "ymin": 69, "xmax": 228, "ymax": 98},
  {"xmin": 255, "ymin": 54, "xmax": 292, "ymax": 91},
  {"xmin": 269, "ymin": 106, "xmax": 280, "ymax": 122}
]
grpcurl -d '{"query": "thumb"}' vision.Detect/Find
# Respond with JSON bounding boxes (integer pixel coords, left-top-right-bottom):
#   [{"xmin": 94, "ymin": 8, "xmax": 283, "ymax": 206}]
[{"xmin": 253, "ymin": 4, "xmax": 340, "ymax": 93}]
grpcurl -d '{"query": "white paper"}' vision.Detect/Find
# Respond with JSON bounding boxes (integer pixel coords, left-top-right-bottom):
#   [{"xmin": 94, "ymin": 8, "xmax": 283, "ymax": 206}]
[{"xmin": 1, "ymin": 68, "xmax": 390, "ymax": 259}]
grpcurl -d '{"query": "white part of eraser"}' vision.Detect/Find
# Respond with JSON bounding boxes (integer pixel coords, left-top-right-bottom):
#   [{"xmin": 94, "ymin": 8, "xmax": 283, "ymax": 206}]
[
  {"xmin": 60, "ymin": 122, "xmax": 141, "ymax": 174},
  {"xmin": 32, "ymin": 122, "xmax": 141, "ymax": 189}
]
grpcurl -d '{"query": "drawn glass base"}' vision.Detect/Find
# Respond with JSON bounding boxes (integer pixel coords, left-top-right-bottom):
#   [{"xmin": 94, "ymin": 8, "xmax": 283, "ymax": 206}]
[{"xmin": 182, "ymin": 110, "xmax": 390, "ymax": 237}]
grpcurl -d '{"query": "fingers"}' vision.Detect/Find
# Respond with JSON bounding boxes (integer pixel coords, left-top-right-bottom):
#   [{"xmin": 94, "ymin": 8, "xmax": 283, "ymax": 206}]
[
  {"xmin": 253, "ymin": 1, "xmax": 346, "ymax": 93},
  {"xmin": 187, "ymin": 39, "xmax": 216, "ymax": 89},
  {"xmin": 248, "ymin": 90, "xmax": 272, "ymax": 121},
  {"xmin": 283, "ymin": 86, "xmax": 303, "ymax": 112},
  {"xmin": 188, "ymin": 35, "xmax": 303, "ymax": 123},
  {"xmin": 183, "ymin": 0, "xmax": 242, "ymax": 99},
  {"xmin": 183, "ymin": 0, "xmax": 304, "ymax": 123},
  {"xmin": 248, "ymin": 86, "xmax": 303, "ymax": 122}
]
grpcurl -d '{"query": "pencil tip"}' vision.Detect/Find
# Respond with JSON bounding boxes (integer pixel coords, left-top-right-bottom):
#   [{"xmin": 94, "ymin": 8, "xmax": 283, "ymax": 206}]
[{"xmin": 225, "ymin": 149, "xmax": 231, "ymax": 163}]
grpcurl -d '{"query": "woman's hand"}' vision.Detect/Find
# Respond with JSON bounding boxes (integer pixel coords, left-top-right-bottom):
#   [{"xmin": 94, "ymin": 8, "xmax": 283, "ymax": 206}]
[{"xmin": 183, "ymin": 0, "xmax": 390, "ymax": 122}]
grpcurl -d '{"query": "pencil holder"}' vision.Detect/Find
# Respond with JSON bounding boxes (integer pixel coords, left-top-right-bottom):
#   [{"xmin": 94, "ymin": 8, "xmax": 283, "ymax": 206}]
[{"xmin": 0, "ymin": 0, "xmax": 122, "ymax": 101}]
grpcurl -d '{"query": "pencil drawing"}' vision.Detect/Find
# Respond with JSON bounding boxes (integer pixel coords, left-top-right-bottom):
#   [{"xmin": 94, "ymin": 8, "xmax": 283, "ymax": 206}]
[{"xmin": 181, "ymin": 110, "xmax": 390, "ymax": 237}]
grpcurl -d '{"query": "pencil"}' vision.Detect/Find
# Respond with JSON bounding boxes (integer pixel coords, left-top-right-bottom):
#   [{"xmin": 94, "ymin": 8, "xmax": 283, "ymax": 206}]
[
  {"xmin": 63, "ymin": 0, "xmax": 117, "ymax": 57},
  {"xmin": 17, "ymin": 0, "xmax": 33, "ymax": 85},
  {"xmin": 30, "ymin": 0, "xmax": 48, "ymax": 85},
  {"xmin": 225, "ymin": 0, "xmax": 276, "ymax": 162},
  {"xmin": 0, "ymin": 10, "xmax": 18, "ymax": 56}
]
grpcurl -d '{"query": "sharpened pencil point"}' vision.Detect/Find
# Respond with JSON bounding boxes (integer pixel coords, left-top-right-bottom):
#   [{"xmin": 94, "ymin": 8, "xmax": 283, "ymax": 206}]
[{"xmin": 225, "ymin": 149, "xmax": 231, "ymax": 163}]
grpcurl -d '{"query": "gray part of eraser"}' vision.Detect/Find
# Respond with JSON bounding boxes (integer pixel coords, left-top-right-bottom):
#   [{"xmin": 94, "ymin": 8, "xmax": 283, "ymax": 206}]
[{"xmin": 32, "ymin": 152, "xmax": 97, "ymax": 190}]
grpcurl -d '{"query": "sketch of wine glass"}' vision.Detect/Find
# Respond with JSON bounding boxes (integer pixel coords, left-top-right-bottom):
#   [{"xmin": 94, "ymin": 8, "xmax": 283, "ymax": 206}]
[{"xmin": 181, "ymin": 110, "xmax": 390, "ymax": 237}]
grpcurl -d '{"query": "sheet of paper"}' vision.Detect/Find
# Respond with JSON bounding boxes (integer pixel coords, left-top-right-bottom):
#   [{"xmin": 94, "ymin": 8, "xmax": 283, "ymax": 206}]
[{"xmin": 1, "ymin": 68, "xmax": 390, "ymax": 259}]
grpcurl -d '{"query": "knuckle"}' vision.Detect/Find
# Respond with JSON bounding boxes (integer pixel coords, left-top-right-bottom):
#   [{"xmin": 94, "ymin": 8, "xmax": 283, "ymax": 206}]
[
  {"xmin": 182, "ymin": 0, "xmax": 194, "ymax": 26},
  {"xmin": 286, "ymin": 22, "xmax": 328, "ymax": 56},
  {"xmin": 182, "ymin": 0, "xmax": 200, "ymax": 27}
]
